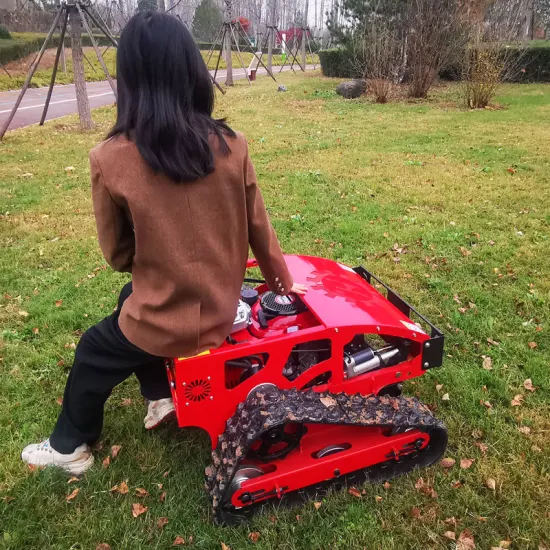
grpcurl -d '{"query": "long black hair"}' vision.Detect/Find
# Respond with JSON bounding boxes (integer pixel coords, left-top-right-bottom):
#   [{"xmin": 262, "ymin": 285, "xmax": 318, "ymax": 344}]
[{"xmin": 108, "ymin": 12, "xmax": 234, "ymax": 183}]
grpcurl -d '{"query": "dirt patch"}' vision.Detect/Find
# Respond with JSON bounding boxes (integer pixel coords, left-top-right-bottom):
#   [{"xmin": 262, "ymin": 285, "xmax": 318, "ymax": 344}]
[{"xmin": 4, "ymin": 46, "xmax": 98, "ymax": 76}]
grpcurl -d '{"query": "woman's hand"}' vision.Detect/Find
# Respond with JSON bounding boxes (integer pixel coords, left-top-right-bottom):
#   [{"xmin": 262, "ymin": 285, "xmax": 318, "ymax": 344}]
[{"xmin": 291, "ymin": 283, "xmax": 308, "ymax": 295}]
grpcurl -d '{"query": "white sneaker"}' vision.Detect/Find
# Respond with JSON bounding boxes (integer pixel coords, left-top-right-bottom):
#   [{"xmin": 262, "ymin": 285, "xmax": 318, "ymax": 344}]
[
  {"xmin": 144, "ymin": 398, "xmax": 176, "ymax": 430},
  {"xmin": 21, "ymin": 439, "xmax": 94, "ymax": 475}
]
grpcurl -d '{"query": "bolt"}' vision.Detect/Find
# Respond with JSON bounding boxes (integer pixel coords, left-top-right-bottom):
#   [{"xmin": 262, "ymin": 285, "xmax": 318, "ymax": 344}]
[
  {"xmin": 185, "ymin": 402, "xmax": 190, "ymax": 406},
  {"xmin": 183, "ymin": 382, "xmax": 187, "ymax": 386},
  {"xmin": 395, "ymin": 372, "xmax": 402, "ymax": 378},
  {"xmin": 170, "ymin": 381, "xmax": 175, "ymax": 389},
  {"xmin": 207, "ymin": 376, "xmax": 211, "ymax": 380},
  {"xmin": 335, "ymin": 328, "xmax": 339, "ymax": 333},
  {"xmin": 424, "ymin": 362, "xmax": 430, "ymax": 368},
  {"xmin": 413, "ymin": 332, "xmax": 417, "ymax": 338},
  {"xmin": 334, "ymin": 469, "xmax": 341, "ymax": 477},
  {"xmin": 425, "ymin": 342, "xmax": 431, "ymax": 348},
  {"xmin": 210, "ymin": 395, "xmax": 214, "ymax": 400},
  {"xmin": 376, "ymin": 326, "xmax": 381, "ymax": 332}
]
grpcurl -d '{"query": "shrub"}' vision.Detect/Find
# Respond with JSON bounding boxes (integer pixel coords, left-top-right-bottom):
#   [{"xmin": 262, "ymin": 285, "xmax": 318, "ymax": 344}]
[
  {"xmin": 318, "ymin": 48, "xmax": 358, "ymax": 78},
  {"xmin": 462, "ymin": 47, "xmax": 504, "ymax": 108},
  {"xmin": 367, "ymin": 78, "xmax": 393, "ymax": 103},
  {"xmin": 0, "ymin": 25, "xmax": 11, "ymax": 40}
]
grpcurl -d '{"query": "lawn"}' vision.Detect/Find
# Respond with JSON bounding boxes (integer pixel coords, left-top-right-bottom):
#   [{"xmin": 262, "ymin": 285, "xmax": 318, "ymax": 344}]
[
  {"xmin": 0, "ymin": 46, "xmax": 318, "ymax": 91},
  {"xmin": 0, "ymin": 73, "xmax": 549, "ymax": 550}
]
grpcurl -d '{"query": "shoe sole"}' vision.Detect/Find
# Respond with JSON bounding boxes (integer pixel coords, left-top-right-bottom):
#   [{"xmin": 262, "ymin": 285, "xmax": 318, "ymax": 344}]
[
  {"xmin": 21, "ymin": 453, "xmax": 95, "ymax": 476},
  {"xmin": 145, "ymin": 409, "xmax": 176, "ymax": 431}
]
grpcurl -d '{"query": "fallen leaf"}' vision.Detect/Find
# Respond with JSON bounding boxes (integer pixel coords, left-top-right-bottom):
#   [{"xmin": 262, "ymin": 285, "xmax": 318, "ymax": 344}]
[
  {"xmin": 472, "ymin": 429, "xmax": 483, "ymax": 439},
  {"xmin": 444, "ymin": 531, "xmax": 456, "ymax": 540},
  {"xmin": 478, "ymin": 516, "xmax": 488, "ymax": 522},
  {"xmin": 481, "ymin": 400, "xmax": 493, "ymax": 409},
  {"xmin": 511, "ymin": 394, "xmax": 524, "ymax": 407},
  {"xmin": 442, "ymin": 393, "xmax": 450, "ymax": 401},
  {"xmin": 68, "ymin": 477, "xmax": 79, "ymax": 484},
  {"xmin": 32, "ymin": 327, "xmax": 39, "ymax": 334},
  {"xmin": 221, "ymin": 544, "xmax": 230, "ymax": 550},
  {"xmin": 55, "ymin": 300, "xmax": 63, "ymax": 307},
  {"xmin": 248, "ymin": 532, "xmax": 261, "ymax": 543},
  {"xmin": 528, "ymin": 341, "xmax": 537, "ymax": 349},
  {"xmin": 120, "ymin": 398, "xmax": 132, "ymax": 406},
  {"xmin": 110, "ymin": 481, "xmax": 129, "ymax": 495},
  {"xmin": 173, "ymin": 537, "xmax": 185, "ymax": 546},
  {"xmin": 65, "ymin": 166, "xmax": 75, "ymax": 172},
  {"xmin": 539, "ymin": 542, "xmax": 549, "ymax": 550},
  {"xmin": 482, "ymin": 356, "xmax": 493, "ymax": 370},
  {"xmin": 436, "ymin": 384, "xmax": 444, "ymax": 392},
  {"xmin": 348, "ymin": 487, "xmax": 362, "ymax": 498},
  {"xmin": 444, "ymin": 517, "xmax": 458, "ymax": 526},
  {"xmin": 499, "ymin": 542, "xmax": 511, "ymax": 549},
  {"xmin": 111, "ymin": 445, "xmax": 122, "ymax": 458},
  {"xmin": 451, "ymin": 480, "xmax": 463, "ymax": 489},
  {"xmin": 56, "ymin": 397, "xmax": 63, "ymax": 406},
  {"xmin": 475, "ymin": 442, "xmax": 488, "ymax": 454},
  {"xmin": 320, "ymin": 396, "xmax": 337, "ymax": 408},
  {"xmin": 453, "ymin": 294, "xmax": 462, "ymax": 304},
  {"xmin": 532, "ymin": 445, "xmax": 542, "ymax": 453},
  {"xmin": 131, "ymin": 503, "xmax": 148, "ymax": 518},
  {"xmin": 163, "ymin": 470, "xmax": 171, "ymax": 477},
  {"xmin": 66, "ymin": 488, "xmax": 80, "ymax": 502},
  {"xmin": 383, "ymin": 482, "xmax": 391, "ymax": 489},
  {"xmin": 487, "ymin": 337, "xmax": 500, "ymax": 346},
  {"xmin": 157, "ymin": 517, "xmax": 169, "ymax": 529},
  {"xmin": 460, "ymin": 246, "xmax": 472, "ymax": 257},
  {"xmin": 96, "ymin": 545, "xmax": 111, "ymax": 550},
  {"xmin": 375, "ymin": 495, "xmax": 383, "ymax": 502},
  {"xmin": 460, "ymin": 458, "xmax": 475, "ymax": 469},
  {"xmin": 102, "ymin": 456, "xmax": 110, "ymax": 468},
  {"xmin": 159, "ymin": 491, "xmax": 167, "ymax": 502},
  {"xmin": 18, "ymin": 310, "xmax": 29, "ymax": 317},
  {"xmin": 518, "ymin": 426, "xmax": 531, "ymax": 435},
  {"xmin": 410, "ymin": 507, "xmax": 422, "ymax": 518},
  {"xmin": 313, "ymin": 501, "xmax": 322, "ymax": 510},
  {"xmin": 457, "ymin": 528, "xmax": 476, "ymax": 550},
  {"xmin": 441, "ymin": 458, "xmax": 456, "ymax": 469},
  {"xmin": 485, "ymin": 478, "xmax": 496, "ymax": 490},
  {"xmin": 524, "ymin": 379, "xmax": 536, "ymax": 392},
  {"xmin": 135, "ymin": 488, "xmax": 149, "ymax": 498}
]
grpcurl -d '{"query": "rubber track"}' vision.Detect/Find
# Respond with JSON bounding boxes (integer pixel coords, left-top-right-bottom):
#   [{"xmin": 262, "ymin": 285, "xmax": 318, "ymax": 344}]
[{"xmin": 205, "ymin": 388, "xmax": 447, "ymax": 523}]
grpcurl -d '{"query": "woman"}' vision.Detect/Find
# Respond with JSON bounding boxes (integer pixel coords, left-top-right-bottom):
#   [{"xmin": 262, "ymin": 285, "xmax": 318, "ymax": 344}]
[{"xmin": 22, "ymin": 12, "xmax": 305, "ymax": 475}]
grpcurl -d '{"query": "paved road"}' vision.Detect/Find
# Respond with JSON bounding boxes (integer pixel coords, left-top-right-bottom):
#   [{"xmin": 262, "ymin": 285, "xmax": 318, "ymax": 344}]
[{"xmin": 0, "ymin": 65, "xmax": 314, "ymax": 132}]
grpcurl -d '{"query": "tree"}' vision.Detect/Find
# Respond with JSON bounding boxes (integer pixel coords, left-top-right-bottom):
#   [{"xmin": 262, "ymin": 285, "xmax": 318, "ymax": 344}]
[
  {"xmin": 192, "ymin": 0, "xmax": 223, "ymax": 42},
  {"xmin": 137, "ymin": 0, "xmax": 157, "ymax": 12}
]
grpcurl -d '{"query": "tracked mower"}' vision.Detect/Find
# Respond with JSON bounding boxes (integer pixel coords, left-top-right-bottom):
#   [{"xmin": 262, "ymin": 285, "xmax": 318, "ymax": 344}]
[{"xmin": 165, "ymin": 255, "xmax": 447, "ymax": 524}]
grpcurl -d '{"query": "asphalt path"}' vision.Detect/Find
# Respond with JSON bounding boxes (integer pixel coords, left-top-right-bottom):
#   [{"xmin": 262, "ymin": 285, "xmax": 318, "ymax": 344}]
[{"xmin": 0, "ymin": 65, "xmax": 314, "ymax": 132}]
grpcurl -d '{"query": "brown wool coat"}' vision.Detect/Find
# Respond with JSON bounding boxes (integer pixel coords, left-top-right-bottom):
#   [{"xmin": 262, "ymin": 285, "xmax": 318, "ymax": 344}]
[{"xmin": 89, "ymin": 132, "xmax": 293, "ymax": 358}]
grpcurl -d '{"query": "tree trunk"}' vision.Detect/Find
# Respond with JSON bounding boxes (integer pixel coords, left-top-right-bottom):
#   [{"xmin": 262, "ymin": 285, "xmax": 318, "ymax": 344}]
[
  {"xmin": 301, "ymin": 0, "xmax": 308, "ymax": 68},
  {"xmin": 267, "ymin": 0, "xmax": 277, "ymax": 72},
  {"xmin": 519, "ymin": 0, "xmax": 535, "ymax": 39},
  {"xmin": 157, "ymin": 0, "xmax": 166, "ymax": 12},
  {"xmin": 69, "ymin": 8, "xmax": 92, "ymax": 130}
]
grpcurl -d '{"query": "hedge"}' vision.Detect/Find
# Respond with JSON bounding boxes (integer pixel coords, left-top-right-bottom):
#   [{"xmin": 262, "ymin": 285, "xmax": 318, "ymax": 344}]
[
  {"xmin": 0, "ymin": 25, "xmax": 11, "ymax": 40},
  {"xmin": 0, "ymin": 34, "xmax": 113, "ymax": 66},
  {"xmin": 319, "ymin": 43, "xmax": 550, "ymax": 83},
  {"xmin": 0, "ymin": 33, "xmax": 282, "ymax": 66}
]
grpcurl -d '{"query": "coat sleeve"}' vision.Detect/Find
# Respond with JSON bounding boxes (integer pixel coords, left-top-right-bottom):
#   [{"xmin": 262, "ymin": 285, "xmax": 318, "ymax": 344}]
[
  {"xmin": 90, "ymin": 150, "xmax": 135, "ymax": 273},
  {"xmin": 244, "ymin": 142, "xmax": 293, "ymax": 295}
]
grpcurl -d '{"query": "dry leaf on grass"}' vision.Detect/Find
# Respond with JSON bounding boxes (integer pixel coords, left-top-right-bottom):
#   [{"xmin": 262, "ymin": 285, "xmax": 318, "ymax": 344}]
[
  {"xmin": 160, "ymin": 491, "xmax": 167, "ymax": 502},
  {"xmin": 444, "ymin": 531, "xmax": 456, "ymax": 540},
  {"xmin": 481, "ymin": 400, "xmax": 493, "ymax": 409},
  {"xmin": 55, "ymin": 300, "xmax": 63, "ymax": 307},
  {"xmin": 120, "ymin": 398, "xmax": 132, "ymax": 406},
  {"xmin": 111, "ymin": 445, "xmax": 122, "ymax": 458},
  {"xmin": 248, "ymin": 532, "xmax": 261, "ymax": 543},
  {"xmin": 135, "ymin": 488, "xmax": 149, "ymax": 498},
  {"xmin": 66, "ymin": 488, "xmax": 80, "ymax": 502},
  {"xmin": 221, "ymin": 543, "xmax": 231, "ymax": 550},
  {"xmin": 375, "ymin": 495, "xmax": 383, "ymax": 502},
  {"xmin": 131, "ymin": 503, "xmax": 148, "ymax": 518},
  {"xmin": 442, "ymin": 393, "xmax": 450, "ymax": 401},
  {"xmin": 482, "ymin": 356, "xmax": 493, "ymax": 370},
  {"xmin": 96, "ymin": 545, "xmax": 111, "ymax": 550},
  {"xmin": 102, "ymin": 456, "xmax": 110, "ymax": 469},
  {"xmin": 457, "ymin": 529, "xmax": 476, "ymax": 550},
  {"xmin": 518, "ymin": 426, "xmax": 531, "ymax": 435},
  {"xmin": 348, "ymin": 487, "xmax": 361, "ymax": 498},
  {"xmin": 68, "ymin": 477, "xmax": 79, "ymax": 484},
  {"xmin": 383, "ymin": 482, "xmax": 391, "ymax": 489},
  {"xmin": 436, "ymin": 384, "xmax": 444, "ymax": 392},
  {"xmin": 110, "ymin": 481, "xmax": 129, "ymax": 495},
  {"xmin": 410, "ymin": 507, "xmax": 422, "ymax": 518},
  {"xmin": 524, "ymin": 379, "xmax": 537, "ymax": 392},
  {"xmin": 485, "ymin": 478, "xmax": 496, "ymax": 490},
  {"xmin": 313, "ymin": 501, "xmax": 322, "ymax": 510},
  {"xmin": 460, "ymin": 459, "xmax": 475, "ymax": 469},
  {"xmin": 173, "ymin": 536, "xmax": 185, "ymax": 546},
  {"xmin": 511, "ymin": 394, "xmax": 524, "ymax": 407},
  {"xmin": 157, "ymin": 517, "xmax": 169, "ymax": 529},
  {"xmin": 441, "ymin": 458, "xmax": 456, "ymax": 469},
  {"xmin": 499, "ymin": 541, "xmax": 511, "ymax": 549},
  {"xmin": 475, "ymin": 441, "xmax": 488, "ymax": 454},
  {"xmin": 528, "ymin": 341, "xmax": 537, "ymax": 349},
  {"xmin": 444, "ymin": 517, "xmax": 458, "ymax": 526}
]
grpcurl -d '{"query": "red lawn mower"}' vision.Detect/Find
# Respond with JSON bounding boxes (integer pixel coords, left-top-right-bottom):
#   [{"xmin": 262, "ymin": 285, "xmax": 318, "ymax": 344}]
[{"xmin": 165, "ymin": 255, "xmax": 447, "ymax": 524}]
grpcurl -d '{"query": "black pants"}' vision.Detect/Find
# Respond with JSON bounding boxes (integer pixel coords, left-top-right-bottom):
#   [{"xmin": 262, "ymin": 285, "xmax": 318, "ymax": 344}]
[{"xmin": 50, "ymin": 282, "xmax": 172, "ymax": 454}]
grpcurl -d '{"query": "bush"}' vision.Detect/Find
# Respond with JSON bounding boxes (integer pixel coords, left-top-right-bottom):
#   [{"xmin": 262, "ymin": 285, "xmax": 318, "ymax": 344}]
[
  {"xmin": 0, "ymin": 25, "xmax": 11, "ymax": 40},
  {"xmin": 318, "ymin": 48, "xmax": 358, "ymax": 78}
]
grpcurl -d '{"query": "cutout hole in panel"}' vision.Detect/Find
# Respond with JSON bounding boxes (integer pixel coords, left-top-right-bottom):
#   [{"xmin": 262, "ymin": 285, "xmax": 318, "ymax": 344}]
[
  {"xmin": 225, "ymin": 353, "xmax": 268, "ymax": 389},
  {"xmin": 282, "ymin": 339, "xmax": 332, "ymax": 382}
]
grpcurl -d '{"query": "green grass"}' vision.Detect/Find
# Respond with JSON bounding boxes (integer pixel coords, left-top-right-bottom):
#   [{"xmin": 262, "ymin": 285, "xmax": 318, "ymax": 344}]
[
  {"xmin": 0, "ymin": 46, "xmax": 318, "ymax": 91},
  {"xmin": 1, "ymin": 73, "xmax": 549, "ymax": 549}
]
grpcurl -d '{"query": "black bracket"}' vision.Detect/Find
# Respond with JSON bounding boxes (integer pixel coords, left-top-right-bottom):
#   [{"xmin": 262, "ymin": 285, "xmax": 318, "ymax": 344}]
[{"xmin": 354, "ymin": 266, "xmax": 444, "ymax": 370}]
